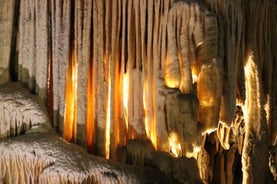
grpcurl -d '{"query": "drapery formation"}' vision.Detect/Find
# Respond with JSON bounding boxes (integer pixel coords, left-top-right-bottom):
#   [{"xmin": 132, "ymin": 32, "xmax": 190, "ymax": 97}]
[{"xmin": 0, "ymin": 0, "xmax": 276, "ymax": 183}]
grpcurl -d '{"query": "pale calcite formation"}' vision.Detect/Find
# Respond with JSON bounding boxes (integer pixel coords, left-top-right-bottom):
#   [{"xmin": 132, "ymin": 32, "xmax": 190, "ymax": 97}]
[
  {"xmin": 164, "ymin": 1, "xmax": 221, "ymax": 133},
  {"xmin": 241, "ymin": 53, "xmax": 269, "ymax": 184},
  {"xmin": 0, "ymin": 1, "xmax": 15, "ymax": 84},
  {"xmin": 0, "ymin": 0, "xmax": 276, "ymax": 183},
  {"xmin": 0, "ymin": 82, "xmax": 51, "ymax": 140},
  {"xmin": 0, "ymin": 132, "xmax": 174, "ymax": 184}
]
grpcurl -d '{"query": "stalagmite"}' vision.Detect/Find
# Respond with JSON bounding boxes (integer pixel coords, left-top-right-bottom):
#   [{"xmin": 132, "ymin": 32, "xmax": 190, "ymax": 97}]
[{"xmin": 242, "ymin": 52, "xmax": 269, "ymax": 184}]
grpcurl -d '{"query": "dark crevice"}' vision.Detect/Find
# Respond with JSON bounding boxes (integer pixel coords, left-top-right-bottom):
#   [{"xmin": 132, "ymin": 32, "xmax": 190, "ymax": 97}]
[
  {"xmin": 47, "ymin": 0, "xmax": 54, "ymax": 125},
  {"xmin": 9, "ymin": 0, "xmax": 21, "ymax": 81}
]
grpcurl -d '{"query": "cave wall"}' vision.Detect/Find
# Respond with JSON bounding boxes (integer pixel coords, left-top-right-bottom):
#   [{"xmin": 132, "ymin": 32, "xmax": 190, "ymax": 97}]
[{"xmin": 0, "ymin": 0, "xmax": 276, "ymax": 183}]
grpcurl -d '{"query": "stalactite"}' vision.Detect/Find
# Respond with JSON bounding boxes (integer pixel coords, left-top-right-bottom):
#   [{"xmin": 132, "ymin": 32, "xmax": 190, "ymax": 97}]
[
  {"xmin": 17, "ymin": 0, "xmax": 48, "ymax": 100},
  {"xmin": 0, "ymin": 0, "xmax": 277, "ymax": 183},
  {"xmin": 75, "ymin": 0, "xmax": 93, "ymax": 148},
  {"xmin": 0, "ymin": 1, "xmax": 14, "ymax": 84},
  {"xmin": 51, "ymin": 0, "xmax": 71, "ymax": 129},
  {"xmin": 93, "ymin": 0, "xmax": 106, "ymax": 158},
  {"xmin": 197, "ymin": 60, "xmax": 221, "ymax": 132},
  {"xmin": 203, "ymin": 0, "xmax": 245, "ymax": 127}
]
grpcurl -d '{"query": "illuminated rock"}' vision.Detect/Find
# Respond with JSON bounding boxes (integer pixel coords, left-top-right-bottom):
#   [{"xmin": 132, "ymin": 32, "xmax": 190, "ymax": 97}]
[
  {"xmin": 242, "ymin": 53, "xmax": 269, "ymax": 184},
  {"xmin": 164, "ymin": 1, "xmax": 219, "ymax": 94},
  {"xmin": 165, "ymin": 90, "xmax": 199, "ymax": 155},
  {"xmin": 217, "ymin": 122, "xmax": 231, "ymax": 150},
  {"xmin": 0, "ymin": 0, "xmax": 276, "ymax": 183},
  {"xmin": 197, "ymin": 60, "xmax": 222, "ymax": 132}
]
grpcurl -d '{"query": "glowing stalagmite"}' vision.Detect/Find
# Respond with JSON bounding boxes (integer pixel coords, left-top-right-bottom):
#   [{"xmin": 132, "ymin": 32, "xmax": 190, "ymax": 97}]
[
  {"xmin": 242, "ymin": 52, "xmax": 269, "ymax": 183},
  {"xmin": 123, "ymin": 73, "xmax": 129, "ymax": 130},
  {"xmin": 168, "ymin": 132, "xmax": 182, "ymax": 157}
]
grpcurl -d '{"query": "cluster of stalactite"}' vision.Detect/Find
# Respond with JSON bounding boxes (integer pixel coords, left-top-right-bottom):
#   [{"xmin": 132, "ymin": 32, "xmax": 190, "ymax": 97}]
[{"xmin": 0, "ymin": 0, "xmax": 276, "ymax": 183}]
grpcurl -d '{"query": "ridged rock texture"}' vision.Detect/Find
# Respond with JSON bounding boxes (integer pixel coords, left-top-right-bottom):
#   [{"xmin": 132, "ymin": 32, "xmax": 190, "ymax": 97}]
[
  {"xmin": 0, "ymin": 0, "xmax": 276, "ymax": 183},
  {"xmin": 0, "ymin": 82, "xmax": 51, "ymax": 140},
  {"xmin": 0, "ymin": 132, "xmax": 175, "ymax": 184}
]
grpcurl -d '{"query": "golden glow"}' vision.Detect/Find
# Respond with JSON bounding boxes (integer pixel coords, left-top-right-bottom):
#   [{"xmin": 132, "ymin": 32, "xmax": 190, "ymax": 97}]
[
  {"xmin": 63, "ymin": 50, "xmax": 78, "ymax": 142},
  {"xmin": 123, "ymin": 73, "xmax": 129, "ymax": 130},
  {"xmin": 164, "ymin": 77, "xmax": 180, "ymax": 88},
  {"xmin": 241, "ymin": 52, "xmax": 249, "ymax": 119},
  {"xmin": 143, "ymin": 79, "xmax": 157, "ymax": 149},
  {"xmin": 264, "ymin": 95, "xmax": 270, "ymax": 124},
  {"xmin": 202, "ymin": 128, "xmax": 217, "ymax": 136},
  {"xmin": 164, "ymin": 57, "xmax": 180, "ymax": 89},
  {"xmin": 242, "ymin": 52, "xmax": 256, "ymax": 129},
  {"xmin": 105, "ymin": 61, "xmax": 111, "ymax": 159},
  {"xmin": 168, "ymin": 132, "xmax": 182, "ymax": 157},
  {"xmin": 192, "ymin": 73, "xmax": 198, "ymax": 84},
  {"xmin": 150, "ymin": 119, "xmax": 157, "ymax": 149},
  {"xmin": 194, "ymin": 146, "xmax": 201, "ymax": 153},
  {"xmin": 143, "ymin": 81, "xmax": 150, "ymax": 137},
  {"xmin": 186, "ymin": 145, "xmax": 201, "ymax": 159}
]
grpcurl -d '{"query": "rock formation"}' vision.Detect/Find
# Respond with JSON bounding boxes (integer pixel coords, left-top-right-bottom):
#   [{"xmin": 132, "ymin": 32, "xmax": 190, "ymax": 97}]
[{"xmin": 0, "ymin": 0, "xmax": 276, "ymax": 183}]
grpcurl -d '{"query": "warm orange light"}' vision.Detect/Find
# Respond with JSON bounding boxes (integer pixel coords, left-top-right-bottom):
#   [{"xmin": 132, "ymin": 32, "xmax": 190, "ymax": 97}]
[
  {"xmin": 168, "ymin": 132, "xmax": 182, "ymax": 157},
  {"xmin": 265, "ymin": 95, "xmax": 270, "ymax": 123},
  {"xmin": 105, "ymin": 61, "xmax": 111, "ymax": 159},
  {"xmin": 150, "ymin": 125, "xmax": 157, "ymax": 149},
  {"xmin": 164, "ymin": 78, "xmax": 180, "ymax": 88},
  {"xmin": 123, "ymin": 73, "xmax": 129, "ymax": 130},
  {"xmin": 202, "ymin": 128, "xmax": 217, "ymax": 135},
  {"xmin": 164, "ymin": 56, "xmax": 180, "ymax": 89},
  {"xmin": 143, "ymin": 81, "xmax": 150, "ymax": 137},
  {"xmin": 192, "ymin": 73, "xmax": 198, "ymax": 83},
  {"xmin": 186, "ymin": 145, "xmax": 201, "ymax": 158},
  {"xmin": 242, "ymin": 52, "xmax": 255, "ymax": 129},
  {"xmin": 63, "ymin": 50, "xmax": 78, "ymax": 142},
  {"xmin": 143, "ymin": 79, "xmax": 157, "ymax": 149}
]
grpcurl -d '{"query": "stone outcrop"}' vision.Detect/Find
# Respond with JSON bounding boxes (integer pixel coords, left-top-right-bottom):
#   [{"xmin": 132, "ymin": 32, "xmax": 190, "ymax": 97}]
[{"xmin": 0, "ymin": 82, "xmax": 51, "ymax": 140}]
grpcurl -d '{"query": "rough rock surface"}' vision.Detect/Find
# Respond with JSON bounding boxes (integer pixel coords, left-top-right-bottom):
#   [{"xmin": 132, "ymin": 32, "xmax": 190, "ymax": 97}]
[
  {"xmin": 0, "ymin": 0, "xmax": 276, "ymax": 183},
  {"xmin": 123, "ymin": 139, "xmax": 203, "ymax": 184},
  {"xmin": 0, "ymin": 132, "xmax": 175, "ymax": 184},
  {"xmin": 0, "ymin": 82, "xmax": 51, "ymax": 140}
]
